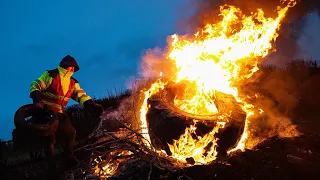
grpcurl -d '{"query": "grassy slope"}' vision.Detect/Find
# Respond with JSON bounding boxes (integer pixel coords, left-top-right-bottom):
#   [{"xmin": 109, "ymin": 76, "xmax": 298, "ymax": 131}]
[{"xmin": 2, "ymin": 61, "xmax": 320, "ymax": 179}]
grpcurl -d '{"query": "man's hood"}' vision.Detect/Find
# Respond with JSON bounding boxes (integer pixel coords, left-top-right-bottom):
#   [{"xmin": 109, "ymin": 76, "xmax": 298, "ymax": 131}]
[{"xmin": 59, "ymin": 55, "xmax": 80, "ymax": 72}]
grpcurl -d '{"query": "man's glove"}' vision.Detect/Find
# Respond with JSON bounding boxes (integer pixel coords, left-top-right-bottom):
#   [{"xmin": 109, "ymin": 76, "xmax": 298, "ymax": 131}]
[
  {"xmin": 84, "ymin": 99, "xmax": 104, "ymax": 116},
  {"xmin": 30, "ymin": 90, "xmax": 44, "ymax": 109}
]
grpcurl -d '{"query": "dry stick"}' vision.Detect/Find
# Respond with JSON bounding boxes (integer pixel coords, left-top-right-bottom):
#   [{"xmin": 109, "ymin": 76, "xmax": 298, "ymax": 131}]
[
  {"xmin": 134, "ymin": 152, "xmax": 170, "ymax": 172},
  {"xmin": 179, "ymin": 175, "xmax": 194, "ymax": 180},
  {"xmin": 101, "ymin": 126, "xmax": 175, "ymax": 172},
  {"xmin": 67, "ymin": 140, "xmax": 172, "ymax": 179},
  {"xmin": 131, "ymin": 76, "xmax": 139, "ymax": 124},
  {"xmin": 113, "ymin": 111, "xmax": 179, "ymax": 172},
  {"xmin": 76, "ymin": 114, "xmax": 136, "ymax": 151},
  {"xmin": 148, "ymin": 158, "xmax": 153, "ymax": 180},
  {"xmin": 105, "ymin": 131, "xmax": 152, "ymax": 155},
  {"xmin": 82, "ymin": 131, "xmax": 136, "ymax": 151},
  {"xmin": 84, "ymin": 139, "xmax": 139, "ymax": 160},
  {"xmin": 112, "ymin": 117, "xmax": 155, "ymax": 152},
  {"xmin": 70, "ymin": 104, "xmax": 177, "ymax": 179},
  {"xmin": 146, "ymin": 140, "xmax": 158, "ymax": 180},
  {"xmin": 84, "ymin": 139, "xmax": 122, "ymax": 151},
  {"xmin": 66, "ymin": 131, "xmax": 130, "ymax": 177}
]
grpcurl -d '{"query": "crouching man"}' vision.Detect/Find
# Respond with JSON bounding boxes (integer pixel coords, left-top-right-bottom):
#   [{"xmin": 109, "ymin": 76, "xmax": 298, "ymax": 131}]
[{"xmin": 29, "ymin": 55, "xmax": 103, "ymax": 173}]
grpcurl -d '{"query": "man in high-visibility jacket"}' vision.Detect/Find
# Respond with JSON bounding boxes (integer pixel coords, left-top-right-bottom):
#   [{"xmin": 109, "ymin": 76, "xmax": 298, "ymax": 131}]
[{"xmin": 29, "ymin": 54, "xmax": 103, "ymax": 168}]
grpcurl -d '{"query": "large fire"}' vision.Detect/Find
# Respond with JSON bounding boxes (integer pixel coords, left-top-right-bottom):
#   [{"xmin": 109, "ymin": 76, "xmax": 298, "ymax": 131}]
[
  {"xmin": 139, "ymin": 0, "xmax": 296, "ymax": 164},
  {"xmin": 94, "ymin": 0, "xmax": 298, "ymax": 177}
]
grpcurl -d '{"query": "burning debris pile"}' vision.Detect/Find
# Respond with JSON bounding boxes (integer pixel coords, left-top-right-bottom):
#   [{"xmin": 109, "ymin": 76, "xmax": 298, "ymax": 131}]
[{"xmin": 63, "ymin": 0, "xmax": 308, "ymax": 179}]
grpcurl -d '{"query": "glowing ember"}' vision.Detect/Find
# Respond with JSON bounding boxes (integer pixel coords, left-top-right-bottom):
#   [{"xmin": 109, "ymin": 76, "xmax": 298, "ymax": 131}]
[
  {"xmin": 138, "ymin": 0, "xmax": 296, "ymax": 165},
  {"xmin": 93, "ymin": 151, "xmax": 133, "ymax": 178}
]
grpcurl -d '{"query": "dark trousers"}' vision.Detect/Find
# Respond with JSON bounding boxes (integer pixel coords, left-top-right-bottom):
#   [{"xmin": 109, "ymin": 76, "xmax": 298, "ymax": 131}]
[{"xmin": 44, "ymin": 113, "xmax": 76, "ymax": 165}]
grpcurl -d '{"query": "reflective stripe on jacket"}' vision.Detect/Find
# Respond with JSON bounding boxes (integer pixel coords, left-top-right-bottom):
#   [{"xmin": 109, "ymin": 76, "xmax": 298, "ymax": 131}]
[{"xmin": 30, "ymin": 66, "xmax": 91, "ymax": 113}]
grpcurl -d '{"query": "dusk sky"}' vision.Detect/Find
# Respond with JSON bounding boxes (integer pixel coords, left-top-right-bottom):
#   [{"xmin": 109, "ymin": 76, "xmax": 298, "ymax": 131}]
[{"xmin": 1, "ymin": 0, "xmax": 319, "ymax": 140}]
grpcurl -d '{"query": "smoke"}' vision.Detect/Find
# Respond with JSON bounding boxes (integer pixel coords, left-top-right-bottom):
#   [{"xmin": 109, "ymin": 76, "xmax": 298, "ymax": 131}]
[
  {"xmin": 100, "ymin": 97, "xmax": 140, "ymax": 131},
  {"xmin": 133, "ymin": 0, "xmax": 314, "ymax": 150},
  {"xmin": 238, "ymin": 67, "xmax": 301, "ymax": 148},
  {"xmin": 139, "ymin": 0, "xmax": 320, "ymax": 78},
  {"xmin": 138, "ymin": 46, "xmax": 177, "ymax": 80},
  {"xmin": 185, "ymin": 0, "xmax": 320, "ymax": 63},
  {"xmin": 170, "ymin": 0, "xmax": 320, "ymax": 147}
]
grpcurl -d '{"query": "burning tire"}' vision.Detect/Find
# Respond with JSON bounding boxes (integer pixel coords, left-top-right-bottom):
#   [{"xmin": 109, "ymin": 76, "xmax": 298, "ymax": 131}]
[
  {"xmin": 146, "ymin": 84, "xmax": 246, "ymax": 159},
  {"xmin": 14, "ymin": 104, "xmax": 59, "ymax": 137},
  {"xmin": 157, "ymin": 86, "xmax": 245, "ymax": 124}
]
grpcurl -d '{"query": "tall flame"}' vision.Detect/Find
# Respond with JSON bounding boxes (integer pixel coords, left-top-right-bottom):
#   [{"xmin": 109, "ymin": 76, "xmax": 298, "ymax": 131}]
[
  {"xmin": 169, "ymin": 4, "xmax": 291, "ymax": 115},
  {"xmin": 139, "ymin": 80, "xmax": 166, "ymax": 146},
  {"xmin": 138, "ymin": 0, "xmax": 296, "ymax": 165},
  {"xmin": 92, "ymin": 1, "xmax": 297, "ymax": 177}
]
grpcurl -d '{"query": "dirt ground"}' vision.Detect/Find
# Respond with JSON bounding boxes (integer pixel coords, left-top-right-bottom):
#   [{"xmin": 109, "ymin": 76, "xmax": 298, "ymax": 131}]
[
  {"xmin": 1, "ymin": 115, "xmax": 320, "ymax": 180},
  {"xmin": 109, "ymin": 133, "xmax": 320, "ymax": 180}
]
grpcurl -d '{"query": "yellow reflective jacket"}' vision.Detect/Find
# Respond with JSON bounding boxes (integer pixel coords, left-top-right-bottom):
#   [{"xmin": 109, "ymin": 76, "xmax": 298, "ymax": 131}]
[{"xmin": 30, "ymin": 66, "xmax": 91, "ymax": 113}]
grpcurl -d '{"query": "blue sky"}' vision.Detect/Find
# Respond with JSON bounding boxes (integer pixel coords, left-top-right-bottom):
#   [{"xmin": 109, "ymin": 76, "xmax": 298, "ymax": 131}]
[
  {"xmin": 0, "ymin": 0, "xmax": 191, "ymax": 140},
  {"xmin": 0, "ymin": 1, "xmax": 319, "ymax": 140}
]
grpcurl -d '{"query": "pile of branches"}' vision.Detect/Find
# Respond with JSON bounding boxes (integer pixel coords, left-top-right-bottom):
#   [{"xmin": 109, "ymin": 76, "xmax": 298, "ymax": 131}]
[{"xmin": 62, "ymin": 119, "xmax": 181, "ymax": 180}]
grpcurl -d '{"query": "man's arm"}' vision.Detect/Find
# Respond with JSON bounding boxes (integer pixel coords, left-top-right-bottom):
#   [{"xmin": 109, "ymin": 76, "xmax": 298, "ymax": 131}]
[
  {"xmin": 30, "ymin": 71, "xmax": 53, "ymax": 104},
  {"xmin": 71, "ymin": 82, "xmax": 92, "ymax": 107},
  {"xmin": 72, "ymin": 81, "xmax": 104, "ymax": 115}
]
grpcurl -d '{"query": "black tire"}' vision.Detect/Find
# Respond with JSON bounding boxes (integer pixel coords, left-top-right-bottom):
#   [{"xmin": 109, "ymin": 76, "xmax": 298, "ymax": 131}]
[
  {"xmin": 151, "ymin": 85, "xmax": 245, "ymax": 124},
  {"xmin": 146, "ymin": 84, "xmax": 246, "ymax": 156},
  {"xmin": 14, "ymin": 104, "xmax": 59, "ymax": 136}
]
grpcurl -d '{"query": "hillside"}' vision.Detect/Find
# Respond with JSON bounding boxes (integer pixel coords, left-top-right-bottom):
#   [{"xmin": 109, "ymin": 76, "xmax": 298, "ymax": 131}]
[{"xmin": 1, "ymin": 60, "xmax": 320, "ymax": 180}]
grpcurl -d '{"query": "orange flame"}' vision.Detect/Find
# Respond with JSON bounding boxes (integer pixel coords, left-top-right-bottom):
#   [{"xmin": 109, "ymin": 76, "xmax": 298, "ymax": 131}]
[
  {"xmin": 168, "ymin": 121, "xmax": 226, "ymax": 165},
  {"xmin": 138, "ymin": 0, "xmax": 296, "ymax": 165},
  {"xmin": 139, "ymin": 80, "xmax": 166, "ymax": 146},
  {"xmin": 93, "ymin": 150, "xmax": 133, "ymax": 178}
]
